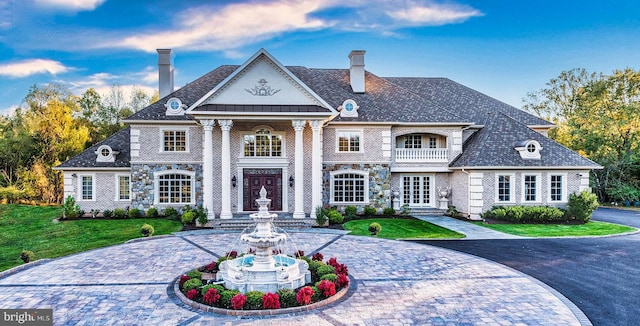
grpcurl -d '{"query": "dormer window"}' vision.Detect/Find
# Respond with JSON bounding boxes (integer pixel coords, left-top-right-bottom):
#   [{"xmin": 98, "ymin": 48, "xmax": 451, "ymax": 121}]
[
  {"xmin": 165, "ymin": 97, "xmax": 185, "ymax": 116},
  {"xmin": 515, "ymin": 140, "xmax": 542, "ymax": 159},
  {"xmin": 95, "ymin": 145, "xmax": 118, "ymax": 162},
  {"xmin": 339, "ymin": 99, "xmax": 359, "ymax": 117}
]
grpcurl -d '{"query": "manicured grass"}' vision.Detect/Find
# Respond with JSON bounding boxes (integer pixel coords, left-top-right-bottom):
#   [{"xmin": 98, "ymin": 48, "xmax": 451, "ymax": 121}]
[
  {"xmin": 342, "ymin": 217, "xmax": 464, "ymax": 239},
  {"xmin": 0, "ymin": 204, "xmax": 183, "ymax": 272},
  {"xmin": 473, "ymin": 220, "xmax": 636, "ymax": 237}
]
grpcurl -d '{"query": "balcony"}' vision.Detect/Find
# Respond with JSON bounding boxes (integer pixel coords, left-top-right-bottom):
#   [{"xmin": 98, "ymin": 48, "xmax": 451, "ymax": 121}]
[{"xmin": 395, "ymin": 148, "xmax": 448, "ymax": 163}]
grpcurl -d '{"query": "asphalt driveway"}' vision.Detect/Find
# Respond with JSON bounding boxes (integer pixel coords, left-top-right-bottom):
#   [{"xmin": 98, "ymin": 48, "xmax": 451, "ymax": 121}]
[{"xmin": 413, "ymin": 207, "xmax": 640, "ymax": 326}]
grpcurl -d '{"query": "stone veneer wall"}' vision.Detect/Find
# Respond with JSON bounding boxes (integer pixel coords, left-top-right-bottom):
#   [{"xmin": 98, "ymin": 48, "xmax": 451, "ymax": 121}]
[
  {"xmin": 131, "ymin": 163, "xmax": 203, "ymax": 211},
  {"xmin": 322, "ymin": 164, "xmax": 391, "ymax": 210}
]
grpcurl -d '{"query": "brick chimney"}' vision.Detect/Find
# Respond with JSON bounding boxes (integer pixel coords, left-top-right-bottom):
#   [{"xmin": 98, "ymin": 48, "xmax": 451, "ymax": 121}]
[
  {"xmin": 157, "ymin": 49, "xmax": 174, "ymax": 99},
  {"xmin": 349, "ymin": 50, "xmax": 366, "ymax": 93}
]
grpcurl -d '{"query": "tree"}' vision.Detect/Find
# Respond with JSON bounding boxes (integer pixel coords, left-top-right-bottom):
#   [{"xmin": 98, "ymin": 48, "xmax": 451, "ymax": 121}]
[{"xmin": 524, "ymin": 68, "xmax": 640, "ymax": 201}]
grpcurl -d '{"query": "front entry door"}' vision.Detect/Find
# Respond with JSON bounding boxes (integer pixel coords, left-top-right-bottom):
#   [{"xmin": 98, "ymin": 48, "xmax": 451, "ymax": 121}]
[{"xmin": 243, "ymin": 169, "xmax": 282, "ymax": 211}]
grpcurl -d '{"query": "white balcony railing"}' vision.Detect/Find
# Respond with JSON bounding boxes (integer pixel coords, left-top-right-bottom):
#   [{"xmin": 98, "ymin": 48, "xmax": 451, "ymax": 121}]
[{"xmin": 395, "ymin": 148, "xmax": 449, "ymax": 162}]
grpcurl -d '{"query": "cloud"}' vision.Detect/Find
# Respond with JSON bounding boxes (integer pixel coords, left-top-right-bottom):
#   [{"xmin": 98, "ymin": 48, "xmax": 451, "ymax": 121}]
[
  {"xmin": 0, "ymin": 104, "xmax": 19, "ymax": 117},
  {"xmin": 0, "ymin": 59, "xmax": 71, "ymax": 77},
  {"xmin": 60, "ymin": 69, "xmax": 157, "ymax": 101},
  {"xmin": 33, "ymin": 0, "xmax": 106, "ymax": 11},
  {"xmin": 386, "ymin": 2, "xmax": 483, "ymax": 25},
  {"xmin": 109, "ymin": 1, "xmax": 329, "ymax": 53},
  {"xmin": 101, "ymin": 0, "xmax": 481, "ymax": 53}
]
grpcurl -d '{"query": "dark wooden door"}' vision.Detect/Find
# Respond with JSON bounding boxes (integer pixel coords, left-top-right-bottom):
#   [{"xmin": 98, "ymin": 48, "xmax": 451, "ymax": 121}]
[{"xmin": 243, "ymin": 170, "xmax": 282, "ymax": 211}]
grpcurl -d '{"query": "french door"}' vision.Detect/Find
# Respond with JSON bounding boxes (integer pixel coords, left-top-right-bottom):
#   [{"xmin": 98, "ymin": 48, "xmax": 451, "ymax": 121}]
[{"xmin": 402, "ymin": 175, "xmax": 433, "ymax": 207}]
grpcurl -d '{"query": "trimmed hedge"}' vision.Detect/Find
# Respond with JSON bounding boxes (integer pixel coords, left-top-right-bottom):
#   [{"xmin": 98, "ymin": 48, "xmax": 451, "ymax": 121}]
[{"xmin": 482, "ymin": 205, "xmax": 565, "ymax": 223}]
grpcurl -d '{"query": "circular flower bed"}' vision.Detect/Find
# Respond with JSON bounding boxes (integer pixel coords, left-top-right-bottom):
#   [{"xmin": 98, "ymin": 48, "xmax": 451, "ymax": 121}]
[{"xmin": 175, "ymin": 250, "xmax": 350, "ymax": 315}]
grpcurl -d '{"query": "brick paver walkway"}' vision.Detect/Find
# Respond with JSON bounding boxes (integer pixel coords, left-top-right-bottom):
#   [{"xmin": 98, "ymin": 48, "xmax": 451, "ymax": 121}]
[{"xmin": 0, "ymin": 230, "xmax": 588, "ymax": 325}]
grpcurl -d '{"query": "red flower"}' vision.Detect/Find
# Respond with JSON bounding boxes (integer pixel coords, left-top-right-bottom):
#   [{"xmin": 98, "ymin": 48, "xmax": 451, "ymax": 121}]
[
  {"xmin": 294, "ymin": 250, "xmax": 305, "ymax": 258},
  {"xmin": 179, "ymin": 275, "xmax": 190, "ymax": 287},
  {"xmin": 336, "ymin": 273, "xmax": 350, "ymax": 289},
  {"xmin": 186, "ymin": 289, "xmax": 198, "ymax": 300},
  {"xmin": 327, "ymin": 257, "xmax": 348, "ymax": 276},
  {"xmin": 318, "ymin": 280, "xmax": 336, "ymax": 298},
  {"xmin": 312, "ymin": 252, "xmax": 324, "ymax": 261},
  {"xmin": 231, "ymin": 293, "xmax": 246, "ymax": 310},
  {"xmin": 327, "ymin": 257, "xmax": 339, "ymax": 267},
  {"xmin": 204, "ymin": 261, "xmax": 217, "ymax": 272},
  {"xmin": 204, "ymin": 288, "xmax": 221, "ymax": 305},
  {"xmin": 296, "ymin": 286, "xmax": 315, "ymax": 305},
  {"xmin": 262, "ymin": 292, "xmax": 281, "ymax": 309},
  {"xmin": 225, "ymin": 250, "xmax": 238, "ymax": 259}
]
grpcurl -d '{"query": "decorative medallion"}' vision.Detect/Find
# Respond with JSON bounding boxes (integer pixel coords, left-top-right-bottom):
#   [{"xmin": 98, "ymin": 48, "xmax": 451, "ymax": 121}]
[{"xmin": 245, "ymin": 79, "xmax": 281, "ymax": 96}]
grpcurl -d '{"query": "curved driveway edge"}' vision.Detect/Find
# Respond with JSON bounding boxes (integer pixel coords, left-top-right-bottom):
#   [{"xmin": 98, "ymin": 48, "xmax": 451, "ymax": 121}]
[{"xmin": 0, "ymin": 231, "xmax": 587, "ymax": 325}]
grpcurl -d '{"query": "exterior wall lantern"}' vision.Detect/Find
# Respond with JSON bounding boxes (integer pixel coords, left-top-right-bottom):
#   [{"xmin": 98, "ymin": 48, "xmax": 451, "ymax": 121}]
[
  {"xmin": 289, "ymin": 175, "xmax": 294, "ymax": 187},
  {"xmin": 232, "ymin": 175, "xmax": 237, "ymax": 188}
]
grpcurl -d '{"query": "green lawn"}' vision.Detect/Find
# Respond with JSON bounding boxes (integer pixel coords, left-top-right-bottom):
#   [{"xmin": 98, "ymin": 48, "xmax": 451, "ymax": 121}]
[
  {"xmin": 474, "ymin": 220, "xmax": 636, "ymax": 237},
  {"xmin": 0, "ymin": 204, "xmax": 183, "ymax": 272},
  {"xmin": 343, "ymin": 217, "xmax": 464, "ymax": 239}
]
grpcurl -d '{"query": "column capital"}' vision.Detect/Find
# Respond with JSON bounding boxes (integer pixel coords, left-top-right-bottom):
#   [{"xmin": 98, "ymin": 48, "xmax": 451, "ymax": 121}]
[
  {"xmin": 309, "ymin": 120, "xmax": 323, "ymax": 131},
  {"xmin": 292, "ymin": 119, "xmax": 306, "ymax": 131},
  {"xmin": 201, "ymin": 119, "xmax": 215, "ymax": 131},
  {"xmin": 218, "ymin": 119, "xmax": 233, "ymax": 131}
]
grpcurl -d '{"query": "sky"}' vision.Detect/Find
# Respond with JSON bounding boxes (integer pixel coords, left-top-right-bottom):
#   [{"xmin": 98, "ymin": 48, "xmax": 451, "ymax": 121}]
[{"xmin": 1, "ymin": 0, "xmax": 640, "ymax": 116}]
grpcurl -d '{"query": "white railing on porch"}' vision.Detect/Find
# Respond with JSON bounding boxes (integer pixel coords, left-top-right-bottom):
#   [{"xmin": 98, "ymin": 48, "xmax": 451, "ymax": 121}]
[{"xmin": 395, "ymin": 148, "xmax": 449, "ymax": 162}]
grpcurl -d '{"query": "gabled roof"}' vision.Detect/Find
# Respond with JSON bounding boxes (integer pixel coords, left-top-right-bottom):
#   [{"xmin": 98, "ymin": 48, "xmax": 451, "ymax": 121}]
[
  {"xmin": 449, "ymin": 112, "xmax": 601, "ymax": 169},
  {"xmin": 56, "ymin": 127, "xmax": 131, "ymax": 169},
  {"xmin": 385, "ymin": 77, "xmax": 553, "ymax": 127}
]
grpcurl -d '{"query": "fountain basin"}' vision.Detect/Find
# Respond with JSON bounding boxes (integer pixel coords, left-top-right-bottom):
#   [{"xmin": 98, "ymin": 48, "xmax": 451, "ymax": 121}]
[{"xmin": 217, "ymin": 254, "xmax": 311, "ymax": 293}]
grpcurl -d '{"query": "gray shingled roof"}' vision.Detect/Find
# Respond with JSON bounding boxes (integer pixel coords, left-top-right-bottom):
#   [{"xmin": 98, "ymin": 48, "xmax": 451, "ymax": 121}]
[
  {"xmin": 449, "ymin": 112, "xmax": 600, "ymax": 168},
  {"xmin": 287, "ymin": 67, "xmax": 469, "ymax": 124},
  {"xmin": 57, "ymin": 127, "xmax": 131, "ymax": 169},
  {"xmin": 385, "ymin": 77, "xmax": 553, "ymax": 126},
  {"xmin": 124, "ymin": 65, "xmax": 239, "ymax": 121}
]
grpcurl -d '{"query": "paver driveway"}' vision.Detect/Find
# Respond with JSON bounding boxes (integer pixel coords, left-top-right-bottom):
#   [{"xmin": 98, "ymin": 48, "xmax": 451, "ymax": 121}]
[{"xmin": 0, "ymin": 229, "xmax": 586, "ymax": 325}]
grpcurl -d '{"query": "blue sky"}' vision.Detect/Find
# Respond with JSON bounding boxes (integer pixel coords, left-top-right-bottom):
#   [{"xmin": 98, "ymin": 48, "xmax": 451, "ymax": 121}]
[{"xmin": 1, "ymin": 0, "xmax": 639, "ymax": 116}]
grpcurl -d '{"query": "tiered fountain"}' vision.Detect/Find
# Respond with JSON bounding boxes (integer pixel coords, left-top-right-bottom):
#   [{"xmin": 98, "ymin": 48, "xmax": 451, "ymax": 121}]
[{"xmin": 216, "ymin": 187, "xmax": 311, "ymax": 293}]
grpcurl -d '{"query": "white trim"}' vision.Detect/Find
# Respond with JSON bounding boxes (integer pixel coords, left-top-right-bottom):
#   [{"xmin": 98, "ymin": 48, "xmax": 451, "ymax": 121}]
[
  {"xmin": 95, "ymin": 145, "xmax": 116, "ymax": 162},
  {"xmin": 495, "ymin": 173, "xmax": 515, "ymax": 204},
  {"xmin": 449, "ymin": 166, "xmax": 603, "ymax": 170},
  {"xmin": 187, "ymin": 48, "xmax": 337, "ymax": 113},
  {"xmin": 153, "ymin": 170, "xmax": 196, "ymax": 206},
  {"xmin": 114, "ymin": 173, "xmax": 131, "ymax": 202},
  {"xmin": 548, "ymin": 172, "xmax": 568, "ymax": 203},
  {"xmin": 53, "ymin": 167, "xmax": 131, "ymax": 171},
  {"xmin": 159, "ymin": 127, "xmax": 190, "ymax": 153},
  {"xmin": 124, "ymin": 120, "xmax": 198, "ymax": 125},
  {"xmin": 130, "ymin": 160, "xmax": 204, "ymax": 164},
  {"xmin": 329, "ymin": 169, "xmax": 370, "ymax": 205},
  {"xmin": 77, "ymin": 173, "xmax": 96, "ymax": 202},
  {"xmin": 335, "ymin": 129, "xmax": 363, "ymax": 153},
  {"xmin": 521, "ymin": 173, "xmax": 542, "ymax": 203},
  {"xmin": 390, "ymin": 166, "xmax": 451, "ymax": 173}
]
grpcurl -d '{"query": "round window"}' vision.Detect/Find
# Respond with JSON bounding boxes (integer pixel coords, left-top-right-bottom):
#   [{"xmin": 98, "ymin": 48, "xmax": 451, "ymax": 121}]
[
  {"xmin": 100, "ymin": 147, "xmax": 111, "ymax": 157},
  {"xmin": 345, "ymin": 103, "xmax": 354, "ymax": 112},
  {"xmin": 526, "ymin": 143, "xmax": 536, "ymax": 153}
]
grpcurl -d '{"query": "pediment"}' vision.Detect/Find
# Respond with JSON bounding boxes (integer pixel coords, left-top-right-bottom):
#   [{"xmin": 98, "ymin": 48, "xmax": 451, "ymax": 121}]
[{"xmin": 188, "ymin": 49, "xmax": 335, "ymax": 115}]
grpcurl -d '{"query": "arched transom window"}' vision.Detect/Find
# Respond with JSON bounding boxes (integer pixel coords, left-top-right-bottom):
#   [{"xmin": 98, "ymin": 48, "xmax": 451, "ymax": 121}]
[{"xmin": 243, "ymin": 128, "xmax": 283, "ymax": 157}]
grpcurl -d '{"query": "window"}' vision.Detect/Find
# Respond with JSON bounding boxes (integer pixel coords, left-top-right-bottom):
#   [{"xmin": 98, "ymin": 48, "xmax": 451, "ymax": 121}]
[
  {"xmin": 404, "ymin": 135, "xmax": 422, "ymax": 149},
  {"xmin": 337, "ymin": 130, "xmax": 362, "ymax": 152},
  {"xmin": 523, "ymin": 174, "xmax": 538, "ymax": 202},
  {"xmin": 429, "ymin": 137, "xmax": 437, "ymax": 149},
  {"xmin": 80, "ymin": 175, "xmax": 94, "ymax": 201},
  {"xmin": 163, "ymin": 130, "xmax": 187, "ymax": 152},
  {"xmin": 331, "ymin": 171, "xmax": 368, "ymax": 204},
  {"xmin": 117, "ymin": 175, "xmax": 130, "ymax": 201},
  {"xmin": 157, "ymin": 173, "xmax": 193, "ymax": 204},
  {"xmin": 402, "ymin": 175, "xmax": 432, "ymax": 207},
  {"xmin": 496, "ymin": 175, "xmax": 512, "ymax": 202},
  {"xmin": 549, "ymin": 174, "xmax": 567, "ymax": 202},
  {"xmin": 243, "ymin": 129, "xmax": 283, "ymax": 157}
]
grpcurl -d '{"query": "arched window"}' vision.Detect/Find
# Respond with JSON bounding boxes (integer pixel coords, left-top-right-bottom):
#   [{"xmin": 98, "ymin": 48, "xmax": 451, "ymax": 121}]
[
  {"xmin": 330, "ymin": 170, "xmax": 369, "ymax": 204},
  {"xmin": 243, "ymin": 128, "xmax": 283, "ymax": 157},
  {"xmin": 156, "ymin": 172, "xmax": 194, "ymax": 204}
]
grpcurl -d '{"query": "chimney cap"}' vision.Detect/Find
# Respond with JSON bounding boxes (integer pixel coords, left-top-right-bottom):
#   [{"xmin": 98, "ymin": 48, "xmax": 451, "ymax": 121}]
[
  {"xmin": 157, "ymin": 49, "xmax": 174, "ymax": 64},
  {"xmin": 348, "ymin": 50, "xmax": 366, "ymax": 58}
]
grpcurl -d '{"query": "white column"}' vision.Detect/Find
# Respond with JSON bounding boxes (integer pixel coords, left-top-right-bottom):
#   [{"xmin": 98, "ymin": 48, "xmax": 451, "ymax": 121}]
[
  {"xmin": 292, "ymin": 120, "xmax": 306, "ymax": 219},
  {"xmin": 219, "ymin": 119, "xmax": 233, "ymax": 219},
  {"xmin": 202, "ymin": 120, "xmax": 215, "ymax": 219},
  {"xmin": 310, "ymin": 120, "xmax": 323, "ymax": 214}
]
